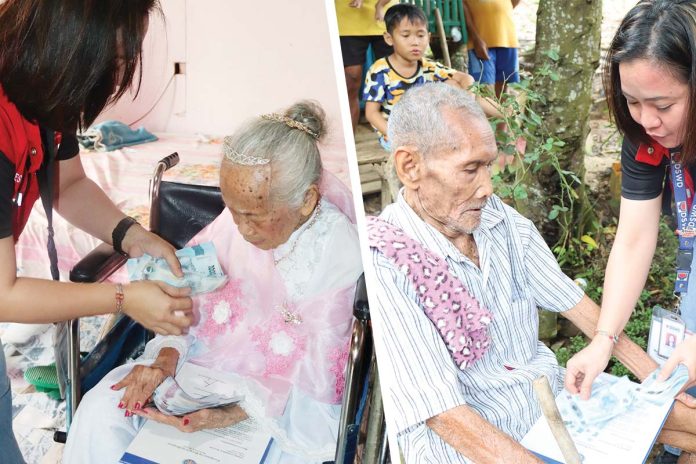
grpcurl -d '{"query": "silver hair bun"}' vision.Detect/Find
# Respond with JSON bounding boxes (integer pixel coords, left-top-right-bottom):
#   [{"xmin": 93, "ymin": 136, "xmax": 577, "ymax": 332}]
[{"xmin": 284, "ymin": 100, "xmax": 326, "ymax": 142}]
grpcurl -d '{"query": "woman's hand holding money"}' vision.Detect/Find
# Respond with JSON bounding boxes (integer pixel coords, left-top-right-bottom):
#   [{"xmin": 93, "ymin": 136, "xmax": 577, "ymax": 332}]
[
  {"xmin": 122, "ymin": 280, "xmax": 193, "ymax": 335},
  {"xmin": 121, "ymin": 223, "xmax": 183, "ymax": 277},
  {"xmin": 659, "ymin": 335, "xmax": 696, "ymax": 408}
]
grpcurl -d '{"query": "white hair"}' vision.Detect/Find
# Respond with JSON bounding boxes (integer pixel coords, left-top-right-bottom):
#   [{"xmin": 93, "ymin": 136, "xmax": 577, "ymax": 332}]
[
  {"xmin": 387, "ymin": 83, "xmax": 487, "ymax": 157},
  {"xmin": 221, "ymin": 100, "xmax": 325, "ymax": 208}
]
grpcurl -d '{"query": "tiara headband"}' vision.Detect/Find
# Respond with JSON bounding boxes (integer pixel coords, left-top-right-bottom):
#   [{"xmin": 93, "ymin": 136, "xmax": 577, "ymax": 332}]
[
  {"xmin": 261, "ymin": 113, "xmax": 319, "ymax": 140},
  {"xmin": 222, "ymin": 136, "xmax": 270, "ymax": 166},
  {"xmin": 222, "ymin": 112, "xmax": 319, "ymax": 166}
]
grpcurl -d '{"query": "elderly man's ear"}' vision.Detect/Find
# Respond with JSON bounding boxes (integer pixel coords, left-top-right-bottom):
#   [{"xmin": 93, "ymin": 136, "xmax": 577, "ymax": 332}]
[
  {"xmin": 393, "ymin": 146, "xmax": 423, "ymax": 189},
  {"xmin": 300, "ymin": 184, "xmax": 321, "ymax": 216}
]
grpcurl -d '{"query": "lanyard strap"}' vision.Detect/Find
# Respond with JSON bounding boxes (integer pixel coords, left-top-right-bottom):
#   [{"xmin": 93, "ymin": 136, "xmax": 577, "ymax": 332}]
[
  {"xmin": 37, "ymin": 128, "xmax": 59, "ymax": 282},
  {"xmin": 669, "ymin": 153, "xmax": 695, "ymax": 293}
]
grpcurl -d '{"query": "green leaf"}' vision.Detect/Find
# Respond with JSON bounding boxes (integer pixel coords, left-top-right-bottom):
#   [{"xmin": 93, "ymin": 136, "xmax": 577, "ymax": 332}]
[
  {"xmin": 580, "ymin": 235, "xmax": 598, "ymax": 249},
  {"xmin": 548, "ymin": 208, "xmax": 559, "ymax": 220},
  {"xmin": 546, "ymin": 49, "xmax": 560, "ymax": 61},
  {"xmin": 513, "ymin": 185, "xmax": 528, "ymax": 200},
  {"xmin": 498, "ymin": 185, "xmax": 513, "ymax": 198}
]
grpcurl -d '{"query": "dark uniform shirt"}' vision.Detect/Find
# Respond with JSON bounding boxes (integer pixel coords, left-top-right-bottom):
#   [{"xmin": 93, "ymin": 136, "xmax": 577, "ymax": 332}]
[
  {"xmin": 0, "ymin": 86, "xmax": 80, "ymax": 240},
  {"xmin": 620, "ymin": 137, "xmax": 692, "ymax": 215}
]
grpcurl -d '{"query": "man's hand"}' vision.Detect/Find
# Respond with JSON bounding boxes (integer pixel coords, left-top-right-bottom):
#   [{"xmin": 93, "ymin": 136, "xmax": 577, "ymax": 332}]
[
  {"xmin": 564, "ymin": 336, "xmax": 614, "ymax": 399},
  {"xmin": 473, "ymin": 36, "xmax": 490, "ymax": 61},
  {"xmin": 375, "ymin": 3, "xmax": 385, "ymax": 21},
  {"xmin": 658, "ymin": 335, "xmax": 696, "ymax": 408},
  {"xmin": 133, "ymin": 403, "xmax": 248, "ymax": 432},
  {"xmin": 121, "ymin": 224, "xmax": 183, "ymax": 278},
  {"xmin": 427, "ymin": 405, "xmax": 543, "ymax": 463}
]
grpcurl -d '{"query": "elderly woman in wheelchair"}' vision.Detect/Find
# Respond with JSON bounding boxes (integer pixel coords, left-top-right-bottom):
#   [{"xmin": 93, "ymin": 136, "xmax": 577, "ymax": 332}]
[{"xmin": 63, "ymin": 101, "xmax": 363, "ymax": 463}]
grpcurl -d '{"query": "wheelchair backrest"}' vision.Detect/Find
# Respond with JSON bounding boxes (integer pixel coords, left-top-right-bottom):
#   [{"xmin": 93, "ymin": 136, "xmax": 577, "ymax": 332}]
[{"xmin": 152, "ymin": 181, "xmax": 226, "ymax": 249}]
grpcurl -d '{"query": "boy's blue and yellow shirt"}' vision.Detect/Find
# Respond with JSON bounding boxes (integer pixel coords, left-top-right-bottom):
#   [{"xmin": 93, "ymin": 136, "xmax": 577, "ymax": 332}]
[{"xmin": 362, "ymin": 57, "xmax": 455, "ymax": 137}]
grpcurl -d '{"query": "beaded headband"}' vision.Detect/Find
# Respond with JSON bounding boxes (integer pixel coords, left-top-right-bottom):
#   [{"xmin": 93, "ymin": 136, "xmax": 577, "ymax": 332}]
[
  {"xmin": 222, "ymin": 136, "xmax": 270, "ymax": 166},
  {"xmin": 261, "ymin": 113, "xmax": 319, "ymax": 140}
]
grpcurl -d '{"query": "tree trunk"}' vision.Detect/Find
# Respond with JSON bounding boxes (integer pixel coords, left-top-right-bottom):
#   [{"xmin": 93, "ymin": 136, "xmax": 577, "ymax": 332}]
[
  {"xmin": 530, "ymin": 0, "xmax": 602, "ymax": 340},
  {"xmin": 530, "ymin": 0, "xmax": 602, "ymax": 247}
]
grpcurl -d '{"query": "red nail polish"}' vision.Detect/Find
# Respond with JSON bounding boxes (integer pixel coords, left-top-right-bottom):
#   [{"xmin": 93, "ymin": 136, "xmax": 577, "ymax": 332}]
[
  {"xmin": 110, "ymin": 384, "xmax": 117, "ymax": 390},
  {"xmin": 125, "ymin": 410, "xmax": 131, "ymax": 417},
  {"xmin": 118, "ymin": 401, "xmax": 124, "ymax": 409},
  {"xmin": 134, "ymin": 402, "xmax": 141, "ymax": 410},
  {"xmin": 183, "ymin": 418, "xmax": 190, "ymax": 426}
]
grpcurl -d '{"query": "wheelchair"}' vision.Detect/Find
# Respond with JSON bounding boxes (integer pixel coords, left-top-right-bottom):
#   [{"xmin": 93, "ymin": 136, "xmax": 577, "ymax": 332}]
[{"xmin": 52, "ymin": 153, "xmax": 388, "ymax": 463}]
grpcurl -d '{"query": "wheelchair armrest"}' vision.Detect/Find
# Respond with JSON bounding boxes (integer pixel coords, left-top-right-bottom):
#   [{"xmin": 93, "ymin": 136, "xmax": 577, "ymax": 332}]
[
  {"xmin": 353, "ymin": 273, "xmax": 370, "ymax": 322},
  {"xmin": 69, "ymin": 242, "xmax": 128, "ymax": 283}
]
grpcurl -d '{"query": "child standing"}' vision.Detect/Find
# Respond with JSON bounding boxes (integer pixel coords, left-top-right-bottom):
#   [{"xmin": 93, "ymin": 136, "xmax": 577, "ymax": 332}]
[{"xmin": 363, "ymin": 3, "xmax": 498, "ymax": 150}]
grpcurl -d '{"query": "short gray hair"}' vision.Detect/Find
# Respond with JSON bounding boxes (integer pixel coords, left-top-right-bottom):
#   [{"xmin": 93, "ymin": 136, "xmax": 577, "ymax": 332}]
[
  {"xmin": 387, "ymin": 83, "xmax": 487, "ymax": 157},
  {"xmin": 222, "ymin": 100, "xmax": 325, "ymax": 208}
]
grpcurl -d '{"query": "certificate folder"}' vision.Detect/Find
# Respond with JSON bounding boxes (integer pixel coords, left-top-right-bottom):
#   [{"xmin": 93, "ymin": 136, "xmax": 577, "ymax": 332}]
[
  {"xmin": 120, "ymin": 418, "xmax": 272, "ymax": 464},
  {"xmin": 521, "ymin": 373, "xmax": 677, "ymax": 464}
]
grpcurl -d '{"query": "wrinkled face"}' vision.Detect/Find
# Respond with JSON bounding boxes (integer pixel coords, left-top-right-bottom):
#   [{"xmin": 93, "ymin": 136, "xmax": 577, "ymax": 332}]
[
  {"xmin": 385, "ymin": 18, "xmax": 430, "ymax": 62},
  {"xmin": 619, "ymin": 58, "xmax": 689, "ymax": 149},
  {"xmin": 220, "ymin": 163, "xmax": 305, "ymax": 250},
  {"xmin": 415, "ymin": 110, "xmax": 496, "ymax": 236}
]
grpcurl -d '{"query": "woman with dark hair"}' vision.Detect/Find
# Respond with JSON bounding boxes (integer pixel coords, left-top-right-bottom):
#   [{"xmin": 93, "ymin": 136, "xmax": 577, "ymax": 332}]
[
  {"xmin": 0, "ymin": 1, "xmax": 193, "ymax": 461},
  {"xmin": 565, "ymin": 0, "xmax": 696, "ymax": 454}
]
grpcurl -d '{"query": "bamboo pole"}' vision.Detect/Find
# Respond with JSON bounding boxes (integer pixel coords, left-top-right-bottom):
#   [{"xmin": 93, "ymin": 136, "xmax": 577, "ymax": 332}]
[
  {"xmin": 433, "ymin": 7, "xmax": 451, "ymax": 68},
  {"xmin": 532, "ymin": 376, "xmax": 582, "ymax": 464}
]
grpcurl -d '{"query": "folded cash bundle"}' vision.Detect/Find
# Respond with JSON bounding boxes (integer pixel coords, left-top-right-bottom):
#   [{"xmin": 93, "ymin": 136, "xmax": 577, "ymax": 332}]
[{"xmin": 127, "ymin": 242, "xmax": 227, "ymax": 295}]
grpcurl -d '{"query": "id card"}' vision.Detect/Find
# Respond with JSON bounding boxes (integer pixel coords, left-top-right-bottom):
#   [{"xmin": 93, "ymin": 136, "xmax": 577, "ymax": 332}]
[{"xmin": 648, "ymin": 306, "xmax": 689, "ymax": 364}]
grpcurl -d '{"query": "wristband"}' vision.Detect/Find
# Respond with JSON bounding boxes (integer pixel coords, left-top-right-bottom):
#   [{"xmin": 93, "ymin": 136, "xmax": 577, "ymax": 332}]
[
  {"xmin": 115, "ymin": 283, "xmax": 125, "ymax": 314},
  {"xmin": 112, "ymin": 217, "xmax": 139, "ymax": 255},
  {"xmin": 594, "ymin": 329, "xmax": 619, "ymax": 344}
]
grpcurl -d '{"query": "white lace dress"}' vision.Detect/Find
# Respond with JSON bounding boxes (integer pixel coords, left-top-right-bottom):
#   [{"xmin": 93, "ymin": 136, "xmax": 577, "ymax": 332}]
[{"xmin": 63, "ymin": 199, "xmax": 362, "ymax": 464}]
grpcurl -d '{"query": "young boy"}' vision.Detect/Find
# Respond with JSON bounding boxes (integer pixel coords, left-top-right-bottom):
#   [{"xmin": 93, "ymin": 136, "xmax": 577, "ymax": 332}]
[{"xmin": 362, "ymin": 3, "xmax": 498, "ymax": 150}]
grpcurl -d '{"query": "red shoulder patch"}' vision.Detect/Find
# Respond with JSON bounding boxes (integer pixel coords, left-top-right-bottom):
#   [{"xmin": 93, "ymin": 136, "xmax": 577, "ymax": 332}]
[{"xmin": 635, "ymin": 142, "xmax": 669, "ymax": 166}]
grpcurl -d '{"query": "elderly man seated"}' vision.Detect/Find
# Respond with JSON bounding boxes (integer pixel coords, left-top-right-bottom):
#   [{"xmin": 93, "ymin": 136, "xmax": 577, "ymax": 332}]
[
  {"xmin": 63, "ymin": 101, "xmax": 363, "ymax": 464},
  {"xmin": 367, "ymin": 83, "xmax": 696, "ymax": 463}
]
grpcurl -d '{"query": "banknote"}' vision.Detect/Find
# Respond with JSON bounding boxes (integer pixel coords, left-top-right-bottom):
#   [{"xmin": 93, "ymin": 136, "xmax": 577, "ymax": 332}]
[
  {"xmin": 560, "ymin": 364, "xmax": 690, "ymax": 435},
  {"xmin": 127, "ymin": 242, "xmax": 227, "ymax": 295},
  {"xmin": 523, "ymin": 366, "xmax": 690, "ymax": 463}
]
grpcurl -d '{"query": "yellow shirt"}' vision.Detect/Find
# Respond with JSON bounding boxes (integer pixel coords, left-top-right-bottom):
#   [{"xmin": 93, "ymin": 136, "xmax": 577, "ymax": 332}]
[
  {"xmin": 466, "ymin": 0, "xmax": 519, "ymax": 49},
  {"xmin": 336, "ymin": 0, "xmax": 397, "ymax": 36}
]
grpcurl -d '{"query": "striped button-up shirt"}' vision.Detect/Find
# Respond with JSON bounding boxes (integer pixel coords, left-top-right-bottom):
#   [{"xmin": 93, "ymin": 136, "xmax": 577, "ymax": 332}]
[{"xmin": 370, "ymin": 193, "xmax": 584, "ymax": 463}]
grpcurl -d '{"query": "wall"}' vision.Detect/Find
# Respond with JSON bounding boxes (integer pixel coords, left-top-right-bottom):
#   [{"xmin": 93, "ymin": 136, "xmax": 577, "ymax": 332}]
[{"xmin": 99, "ymin": 0, "xmax": 346, "ymax": 150}]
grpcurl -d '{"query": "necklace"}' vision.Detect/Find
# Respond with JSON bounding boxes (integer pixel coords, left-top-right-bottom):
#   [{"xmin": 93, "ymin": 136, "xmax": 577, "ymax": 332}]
[{"xmin": 273, "ymin": 200, "xmax": 322, "ymax": 266}]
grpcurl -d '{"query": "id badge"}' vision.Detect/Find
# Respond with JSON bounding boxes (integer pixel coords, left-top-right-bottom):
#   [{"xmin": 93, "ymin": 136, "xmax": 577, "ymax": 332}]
[
  {"xmin": 648, "ymin": 306, "xmax": 687, "ymax": 364},
  {"xmin": 658, "ymin": 315, "xmax": 686, "ymax": 358}
]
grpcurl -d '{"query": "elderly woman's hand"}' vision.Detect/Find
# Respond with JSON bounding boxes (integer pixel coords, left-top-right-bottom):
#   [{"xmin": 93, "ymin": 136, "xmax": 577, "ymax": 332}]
[
  {"xmin": 111, "ymin": 348, "xmax": 180, "ymax": 415},
  {"xmin": 133, "ymin": 403, "xmax": 249, "ymax": 432},
  {"xmin": 121, "ymin": 223, "xmax": 183, "ymax": 277}
]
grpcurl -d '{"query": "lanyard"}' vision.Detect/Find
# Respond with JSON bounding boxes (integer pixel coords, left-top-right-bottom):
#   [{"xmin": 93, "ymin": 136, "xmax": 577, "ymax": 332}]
[{"xmin": 669, "ymin": 152, "xmax": 696, "ymax": 293}]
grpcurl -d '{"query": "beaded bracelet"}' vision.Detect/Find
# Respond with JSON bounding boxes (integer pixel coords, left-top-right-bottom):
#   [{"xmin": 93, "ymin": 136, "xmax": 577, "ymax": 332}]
[
  {"xmin": 594, "ymin": 329, "xmax": 619, "ymax": 344},
  {"xmin": 115, "ymin": 283, "xmax": 125, "ymax": 314}
]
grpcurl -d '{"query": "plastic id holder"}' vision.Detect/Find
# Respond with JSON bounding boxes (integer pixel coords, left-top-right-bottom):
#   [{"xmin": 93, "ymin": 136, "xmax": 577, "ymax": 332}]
[{"xmin": 648, "ymin": 306, "xmax": 690, "ymax": 365}]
